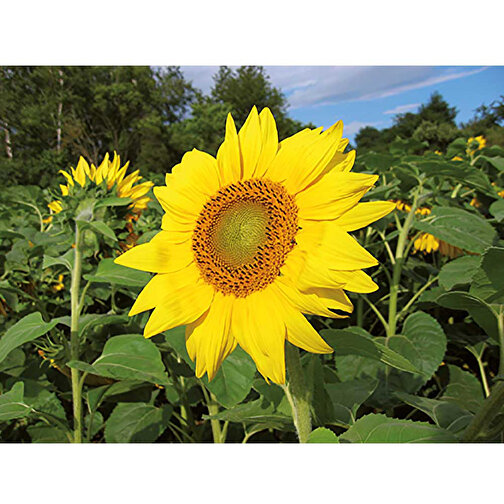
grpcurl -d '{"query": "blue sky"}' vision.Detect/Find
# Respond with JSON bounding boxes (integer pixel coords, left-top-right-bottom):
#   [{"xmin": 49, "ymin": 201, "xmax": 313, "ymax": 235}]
[{"xmin": 180, "ymin": 66, "xmax": 503, "ymax": 142}]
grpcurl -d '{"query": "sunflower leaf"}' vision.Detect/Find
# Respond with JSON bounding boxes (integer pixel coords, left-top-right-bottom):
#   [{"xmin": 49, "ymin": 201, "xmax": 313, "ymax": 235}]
[
  {"xmin": 0, "ymin": 312, "xmax": 59, "ymax": 365},
  {"xmin": 339, "ymin": 413, "xmax": 458, "ymax": 443},
  {"xmin": 413, "ymin": 206, "xmax": 497, "ymax": 254},
  {"xmin": 0, "ymin": 382, "xmax": 32, "ymax": 422},
  {"xmin": 83, "ymin": 258, "xmax": 150, "ymax": 287},
  {"xmin": 307, "ymin": 427, "xmax": 339, "ymax": 443},
  {"xmin": 104, "ymin": 402, "xmax": 172, "ymax": 443},
  {"xmin": 67, "ymin": 334, "xmax": 170, "ymax": 386},
  {"xmin": 320, "ymin": 328, "xmax": 422, "ymax": 375}
]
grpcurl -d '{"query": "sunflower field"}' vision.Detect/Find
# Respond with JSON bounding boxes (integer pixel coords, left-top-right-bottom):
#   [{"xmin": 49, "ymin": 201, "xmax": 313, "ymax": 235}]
[{"xmin": 2, "ymin": 71, "xmax": 504, "ymax": 444}]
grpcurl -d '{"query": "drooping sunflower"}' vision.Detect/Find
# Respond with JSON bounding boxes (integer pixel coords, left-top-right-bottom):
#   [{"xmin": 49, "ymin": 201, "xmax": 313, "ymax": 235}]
[
  {"xmin": 56, "ymin": 152, "xmax": 153, "ymax": 214},
  {"xmin": 413, "ymin": 232, "xmax": 464, "ymax": 259},
  {"xmin": 115, "ymin": 107, "xmax": 394, "ymax": 384}
]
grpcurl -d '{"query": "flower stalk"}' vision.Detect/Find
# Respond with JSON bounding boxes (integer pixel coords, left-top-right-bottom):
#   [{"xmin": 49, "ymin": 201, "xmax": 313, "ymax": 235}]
[
  {"xmin": 70, "ymin": 222, "xmax": 84, "ymax": 443},
  {"xmin": 284, "ymin": 344, "xmax": 312, "ymax": 443},
  {"xmin": 387, "ymin": 188, "xmax": 420, "ymax": 339}
]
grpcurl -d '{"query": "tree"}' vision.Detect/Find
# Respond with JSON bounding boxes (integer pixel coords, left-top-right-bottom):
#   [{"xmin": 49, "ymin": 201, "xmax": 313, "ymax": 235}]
[{"xmin": 210, "ymin": 66, "xmax": 310, "ymax": 140}]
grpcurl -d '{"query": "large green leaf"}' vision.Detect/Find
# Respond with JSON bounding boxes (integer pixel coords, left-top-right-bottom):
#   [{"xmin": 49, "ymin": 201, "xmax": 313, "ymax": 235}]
[
  {"xmin": 416, "ymin": 160, "xmax": 496, "ymax": 196},
  {"xmin": 0, "ymin": 312, "xmax": 59, "ymax": 365},
  {"xmin": 439, "ymin": 255, "xmax": 480, "ymax": 290},
  {"xmin": 399, "ymin": 311, "xmax": 447, "ymax": 380},
  {"xmin": 437, "ymin": 291, "xmax": 498, "ymax": 341},
  {"xmin": 84, "ymin": 258, "xmax": 150, "ymax": 287},
  {"xmin": 68, "ymin": 334, "xmax": 169, "ymax": 385},
  {"xmin": 441, "ymin": 365, "xmax": 485, "ymax": 414},
  {"xmin": 339, "ymin": 413, "xmax": 457, "ymax": 443},
  {"xmin": 395, "ymin": 392, "xmax": 473, "ymax": 433},
  {"xmin": 205, "ymin": 397, "xmax": 291, "ymax": 426},
  {"xmin": 479, "ymin": 155, "xmax": 504, "ymax": 172},
  {"xmin": 321, "ymin": 327, "xmax": 421, "ymax": 374},
  {"xmin": 88, "ymin": 221, "xmax": 117, "ymax": 241},
  {"xmin": 104, "ymin": 402, "xmax": 172, "ymax": 443},
  {"xmin": 489, "ymin": 199, "xmax": 504, "ymax": 222},
  {"xmin": 0, "ymin": 382, "xmax": 31, "ymax": 422},
  {"xmin": 413, "ymin": 206, "xmax": 496, "ymax": 254},
  {"xmin": 469, "ymin": 247, "xmax": 504, "ymax": 304},
  {"xmin": 307, "ymin": 427, "xmax": 339, "ymax": 443},
  {"xmin": 94, "ymin": 196, "xmax": 132, "ymax": 209},
  {"xmin": 27, "ymin": 424, "xmax": 69, "ymax": 443},
  {"xmin": 325, "ymin": 378, "xmax": 378, "ymax": 427},
  {"xmin": 164, "ymin": 327, "xmax": 257, "ymax": 409},
  {"xmin": 42, "ymin": 249, "xmax": 74, "ymax": 271}
]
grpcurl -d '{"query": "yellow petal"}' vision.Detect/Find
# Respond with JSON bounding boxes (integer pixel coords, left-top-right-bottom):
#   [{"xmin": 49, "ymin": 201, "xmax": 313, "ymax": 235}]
[
  {"xmin": 296, "ymin": 172, "xmax": 379, "ymax": 221},
  {"xmin": 129, "ymin": 262, "xmax": 201, "ymax": 316},
  {"xmin": 231, "ymin": 287, "xmax": 286, "ymax": 384},
  {"xmin": 59, "ymin": 170, "xmax": 74, "ymax": 187},
  {"xmin": 335, "ymin": 201, "xmax": 395, "ymax": 231},
  {"xmin": 216, "ymin": 113, "xmax": 241, "ymax": 186},
  {"xmin": 284, "ymin": 309, "xmax": 333, "ymax": 354},
  {"xmin": 275, "ymin": 278, "xmax": 342, "ymax": 318},
  {"xmin": 114, "ymin": 232, "xmax": 193, "ymax": 273},
  {"xmin": 74, "ymin": 157, "xmax": 87, "ymax": 187},
  {"xmin": 323, "ymin": 149, "xmax": 356, "ymax": 175},
  {"xmin": 328, "ymin": 270, "xmax": 378, "ymax": 293},
  {"xmin": 238, "ymin": 106, "xmax": 262, "ymax": 179},
  {"xmin": 185, "ymin": 292, "xmax": 236, "ymax": 380},
  {"xmin": 266, "ymin": 122, "xmax": 343, "ymax": 193},
  {"xmin": 143, "ymin": 279, "xmax": 214, "ymax": 339},
  {"xmin": 60, "ymin": 184, "xmax": 69, "ymax": 196},
  {"xmin": 300, "ymin": 286, "xmax": 354, "ymax": 313},
  {"xmin": 297, "ymin": 220, "xmax": 378, "ymax": 270},
  {"xmin": 254, "ymin": 107, "xmax": 278, "ymax": 178}
]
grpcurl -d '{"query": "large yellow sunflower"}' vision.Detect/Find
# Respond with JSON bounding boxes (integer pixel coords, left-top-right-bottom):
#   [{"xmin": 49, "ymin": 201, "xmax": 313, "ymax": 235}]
[{"xmin": 115, "ymin": 107, "xmax": 394, "ymax": 384}]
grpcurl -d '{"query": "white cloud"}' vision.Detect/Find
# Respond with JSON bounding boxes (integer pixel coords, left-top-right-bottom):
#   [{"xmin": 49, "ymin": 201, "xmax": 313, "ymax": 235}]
[
  {"xmin": 384, "ymin": 103, "xmax": 421, "ymax": 115},
  {"xmin": 343, "ymin": 121, "xmax": 383, "ymax": 137},
  {"xmin": 179, "ymin": 66, "xmax": 489, "ymax": 111}
]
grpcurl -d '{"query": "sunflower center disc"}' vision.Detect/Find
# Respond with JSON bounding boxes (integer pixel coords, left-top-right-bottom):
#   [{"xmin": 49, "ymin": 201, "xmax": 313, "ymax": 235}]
[
  {"xmin": 192, "ymin": 178, "xmax": 299, "ymax": 297},
  {"xmin": 212, "ymin": 201, "xmax": 268, "ymax": 268}
]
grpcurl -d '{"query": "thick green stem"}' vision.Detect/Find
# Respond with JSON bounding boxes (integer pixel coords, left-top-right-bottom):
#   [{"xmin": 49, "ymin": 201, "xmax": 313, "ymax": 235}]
[
  {"xmin": 387, "ymin": 189, "xmax": 420, "ymax": 339},
  {"xmin": 201, "ymin": 386, "xmax": 224, "ymax": 443},
  {"xmin": 70, "ymin": 223, "xmax": 83, "ymax": 443},
  {"xmin": 284, "ymin": 344, "xmax": 312, "ymax": 443}
]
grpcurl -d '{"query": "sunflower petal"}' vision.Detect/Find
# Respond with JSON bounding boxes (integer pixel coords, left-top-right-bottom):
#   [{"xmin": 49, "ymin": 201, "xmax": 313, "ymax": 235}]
[
  {"xmin": 114, "ymin": 232, "xmax": 193, "ymax": 273},
  {"xmin": 143, "ymin": 280, "xmax": 214, "ymax": 339},
  {"xmin": 335, "ymin": 201, "xmax": 395, "ymax": 231},
  {"xmin": 216, "ymin": 113, "xmax": 241, "ymax": 186},
  {"xmin": 186, "ymin": 292, "xmax": 236, "ymax": 380}
]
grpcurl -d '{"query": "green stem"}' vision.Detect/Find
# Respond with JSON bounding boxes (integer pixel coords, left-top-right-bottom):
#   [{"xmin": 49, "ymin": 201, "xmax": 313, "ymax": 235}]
[
  {"xmin": 284, "ymin": 344, "xmax": 311, "ymax": 443},
  {"xmin": 396, "ymin": 275, "xmax": 439, "ymax": 322},
  {"xmin": 70, "ymin": 223, "xmax": 83, "ymax": 443},
  {"xmin": 201, "ymin": 386, "xmax": 224, "ymax": 443},
  {"xmin": 387, "ymin": 188, "xmax": 420, "ymax": 339}
]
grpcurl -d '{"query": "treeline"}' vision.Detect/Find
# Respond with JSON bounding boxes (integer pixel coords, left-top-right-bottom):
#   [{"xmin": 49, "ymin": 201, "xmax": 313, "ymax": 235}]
[
  {"xmin": 355, "ymin": 91, "xmax": 504, "ymax": 153},
  {"xmin": 0, "ymin": 66, "xmax": 308, "ymax": 186}
]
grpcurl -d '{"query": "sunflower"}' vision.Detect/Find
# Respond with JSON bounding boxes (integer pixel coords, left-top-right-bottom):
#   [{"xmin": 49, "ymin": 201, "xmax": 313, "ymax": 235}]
[
  {"xmin": 466, "ymin": 135, "xmax": 486, "ymax": 156},
  {"xmin": 115, "ymin": 107, "xmax": 394, "ymax": 384},
  {"xmin": 413, "ymin": 232, "xmax": 464, "ymax": 259},
  {"xmin": 56, "ymin": 152, "xmax": 153, "ymax": 213}
]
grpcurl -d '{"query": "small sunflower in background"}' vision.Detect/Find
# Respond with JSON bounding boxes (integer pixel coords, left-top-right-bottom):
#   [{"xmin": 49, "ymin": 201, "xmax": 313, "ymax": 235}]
[
  {"xmin": 413, "ymin": 233, "xmax": 464, "ymax": 259},
  {"xmin": 116, "ymin": 107, "xmax": 394, "ymax": 384},
  {"xmin": 56, "ymin": 152, "xmax": 153, "ymax": 214},
  {"xmin": 466, "ymin": 135, "xmax": 486, "ymax": 156}
]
